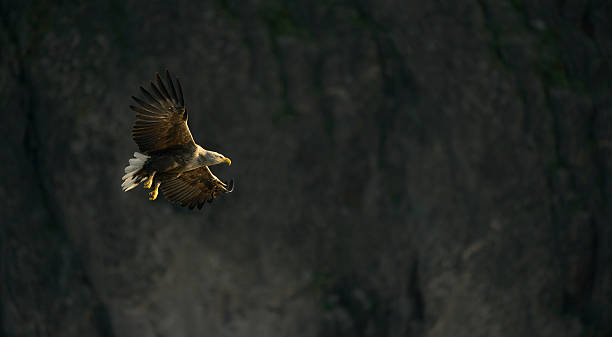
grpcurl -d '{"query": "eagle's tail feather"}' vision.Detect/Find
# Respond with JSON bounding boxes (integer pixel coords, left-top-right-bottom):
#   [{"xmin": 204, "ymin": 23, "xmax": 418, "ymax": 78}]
[{"xmin": 122, "ymin": 152, "xmax": 150, "ymax": 191}]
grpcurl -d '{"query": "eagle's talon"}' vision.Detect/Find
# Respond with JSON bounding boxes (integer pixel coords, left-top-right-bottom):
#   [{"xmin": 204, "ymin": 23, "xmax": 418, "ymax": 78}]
[
  {"xmin": 143, "ymin": 171, "xmax": 156, "ymax": 189},
  {"xmin": 149, "ymin": 181, "xmax": 161, "ymax": 200}
]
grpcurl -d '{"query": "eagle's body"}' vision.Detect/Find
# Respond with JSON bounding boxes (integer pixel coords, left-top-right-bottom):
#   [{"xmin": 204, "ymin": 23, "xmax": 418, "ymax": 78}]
[
  {"xmin": 121, "ymin": 71, "xmax": 233, "ymax": 209},
  {"xmin": 145, "ymin": 144, "xmax": 200, "ymax": 175}
]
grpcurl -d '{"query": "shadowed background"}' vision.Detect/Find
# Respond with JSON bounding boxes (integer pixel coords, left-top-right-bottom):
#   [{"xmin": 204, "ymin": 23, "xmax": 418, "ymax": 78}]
[{"xmin": 1, "ymin": 0, "xmax": 611, "ymax": 336}]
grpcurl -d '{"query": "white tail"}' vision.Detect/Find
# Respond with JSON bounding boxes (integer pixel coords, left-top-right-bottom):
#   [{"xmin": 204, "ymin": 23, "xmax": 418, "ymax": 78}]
[{"xmin": 121, "ymin": 152, "xmax": 150, "ymax": 191}]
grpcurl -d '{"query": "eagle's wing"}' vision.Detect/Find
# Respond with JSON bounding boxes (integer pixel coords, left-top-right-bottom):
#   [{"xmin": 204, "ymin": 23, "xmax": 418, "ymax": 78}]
[
  {"xmin": 130, "ymin": 70, "xmax": 195, "ymax": 153},
  {"xmin": 160, "ymin": 166, "xmax": 234, "ymax": 209}
]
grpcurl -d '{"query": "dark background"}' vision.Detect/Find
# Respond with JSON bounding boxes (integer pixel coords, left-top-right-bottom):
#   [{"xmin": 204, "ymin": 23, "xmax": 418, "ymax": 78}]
[{"xmin": 1, "ymin": 0, "xmax": 611, "ymax": 336}]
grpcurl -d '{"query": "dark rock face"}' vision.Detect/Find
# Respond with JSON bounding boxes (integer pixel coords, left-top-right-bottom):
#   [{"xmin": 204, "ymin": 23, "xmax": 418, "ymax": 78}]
[{"xmin": 1, "ymin": 1, "xmax": 610, "ymax": 336}]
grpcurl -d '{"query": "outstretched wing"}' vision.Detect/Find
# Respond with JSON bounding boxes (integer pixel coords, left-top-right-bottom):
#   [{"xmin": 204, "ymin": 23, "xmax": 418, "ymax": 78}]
[
  {"xmin": 160, "ymin": 167, "xmax": 234, "ymax": 210},
  {"xmin": 130, "ymin": 70, "xmax": 195, "ymax": 153}
]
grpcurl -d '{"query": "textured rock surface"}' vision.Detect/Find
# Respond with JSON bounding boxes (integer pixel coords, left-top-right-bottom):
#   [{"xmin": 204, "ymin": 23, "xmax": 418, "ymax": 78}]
[{"xmin": 1, "ymin": 0, "xmax": 610, "ymax": 336}]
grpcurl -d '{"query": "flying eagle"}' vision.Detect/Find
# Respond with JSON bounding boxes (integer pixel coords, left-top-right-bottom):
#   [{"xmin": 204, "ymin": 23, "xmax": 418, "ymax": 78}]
[{"xmin": 121, "ymin": 70, "xmax": 233, "ymax": 209}]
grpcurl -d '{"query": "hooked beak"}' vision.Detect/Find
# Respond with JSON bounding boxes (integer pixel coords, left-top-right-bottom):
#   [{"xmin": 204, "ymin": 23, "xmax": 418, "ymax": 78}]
[{"xmin": 223, "ymin": 157, "xmax": 232, "ymax": 166}]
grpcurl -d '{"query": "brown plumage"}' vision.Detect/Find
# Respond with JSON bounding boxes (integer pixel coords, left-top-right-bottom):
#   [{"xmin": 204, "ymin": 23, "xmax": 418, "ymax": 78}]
[
  {"xmin": 121, "ymin": 70, "xmax": 233, "ymax": 209},
  {"xmin": 160, "ymin": 167, "xmax": 234, "ymax": 210},
  {"xmin": 130, "ymin": 71, "xmax": 192, "ymax": 152}
]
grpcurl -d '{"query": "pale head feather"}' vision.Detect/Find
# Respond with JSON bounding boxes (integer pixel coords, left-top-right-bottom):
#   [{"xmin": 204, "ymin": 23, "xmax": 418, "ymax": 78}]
[{"xmin": 196, "ymin": 145, "xmax": 231, "ymax": 166}]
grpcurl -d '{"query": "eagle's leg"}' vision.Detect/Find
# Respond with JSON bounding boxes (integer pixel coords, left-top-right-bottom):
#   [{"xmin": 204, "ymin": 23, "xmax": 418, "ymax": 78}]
[
  {"xmin": 149, "ymin": 181, "xmax": 161, "ymax": 200},
  {"xmin": 143, "ymin": 171, "xmax": 156, "ymax": 189}
]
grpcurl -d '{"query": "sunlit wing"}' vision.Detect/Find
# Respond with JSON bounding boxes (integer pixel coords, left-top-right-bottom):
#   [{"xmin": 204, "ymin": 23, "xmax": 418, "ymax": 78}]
[
  {"xmin": 130, "ymin": 70, "xmax": 195, "ymax": 153},
  {"xmin": 160, "ymin": 166, "xmax": 233, "ymax": 209}
]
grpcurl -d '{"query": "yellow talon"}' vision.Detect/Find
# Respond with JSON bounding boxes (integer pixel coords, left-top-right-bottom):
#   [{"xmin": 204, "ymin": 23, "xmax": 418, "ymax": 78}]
[
  {"xmin": 144, "ymin": 171, "xmax": 156, "ymax": 189},
  {"xmin": 149, "ymin": 181, "xmax": 161, "ymax": 200}
]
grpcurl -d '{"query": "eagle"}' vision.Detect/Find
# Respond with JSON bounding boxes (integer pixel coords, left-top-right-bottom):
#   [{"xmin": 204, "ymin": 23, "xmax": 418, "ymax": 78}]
[{"xmin": 121, "ymin": 70, "xmax": 233, "ymax": 209}]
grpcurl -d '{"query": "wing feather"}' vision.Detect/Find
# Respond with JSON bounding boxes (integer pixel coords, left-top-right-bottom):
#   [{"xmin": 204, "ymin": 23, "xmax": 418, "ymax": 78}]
[
  {"xmin": 176, "ymin": 76, "xmax": 184, "ymax": 106},
  {"xmin": 139, "ymin": 86, "xmax": 160, "ymax": 107},
  {"xmin": 130, "ymin": 71, "xmax": 195, "ymax": 153},
  {"xmin": 131, "ymin": 96, "xmax": 157, "ymax": 111},
  {"xmin": 130, "ymin": 105, "xmax": 161, "ymax": 116},
  {"xmin": 159, "ymin": 167, "xmax": 232, "ymax": 209},
  {"xmin": 155, "ymin": 73, "xmax": 173, "ymax": 103},
  {"xmin": 165, "ymin": 70, "xmax": 179, "ymax": 104},
  {"xmin": 149, "ymin": 81, "xmax": 167, "ymax": 103}
]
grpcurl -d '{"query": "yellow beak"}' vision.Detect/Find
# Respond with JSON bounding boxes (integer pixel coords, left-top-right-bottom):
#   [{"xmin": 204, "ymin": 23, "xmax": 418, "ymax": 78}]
[{"xmin": 224, "ymin": 157, "xmax": 232, "ymax": 166}]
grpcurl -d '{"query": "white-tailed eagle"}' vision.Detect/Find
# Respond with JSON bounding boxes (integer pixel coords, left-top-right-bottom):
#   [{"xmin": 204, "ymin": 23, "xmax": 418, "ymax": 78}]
[{"xmin": 121, "ymin": 70, "xmax": 233, "ymax": 209}]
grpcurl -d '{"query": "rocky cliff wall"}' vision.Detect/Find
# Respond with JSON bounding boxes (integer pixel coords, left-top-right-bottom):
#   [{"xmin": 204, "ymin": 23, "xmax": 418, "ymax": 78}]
[{"xmin": 1, "ymin": 1, "xmax": 610, "ymax": 336}]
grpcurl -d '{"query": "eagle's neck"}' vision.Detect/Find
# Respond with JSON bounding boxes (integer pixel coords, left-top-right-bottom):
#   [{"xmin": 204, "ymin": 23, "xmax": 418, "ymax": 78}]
[
  {"xmin": 194, "ymin": 144, "xmax": 207, "ymax": 158},
  {"xmin": 183, "ymin": 145, "xmax": 207, "ymax": 171}
]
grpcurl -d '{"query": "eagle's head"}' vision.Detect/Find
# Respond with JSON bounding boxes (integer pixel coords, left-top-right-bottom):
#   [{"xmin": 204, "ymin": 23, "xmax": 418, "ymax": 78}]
[{"xmin": 198, "ymin": 148, "xmax": 231, "ymax": 167}]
